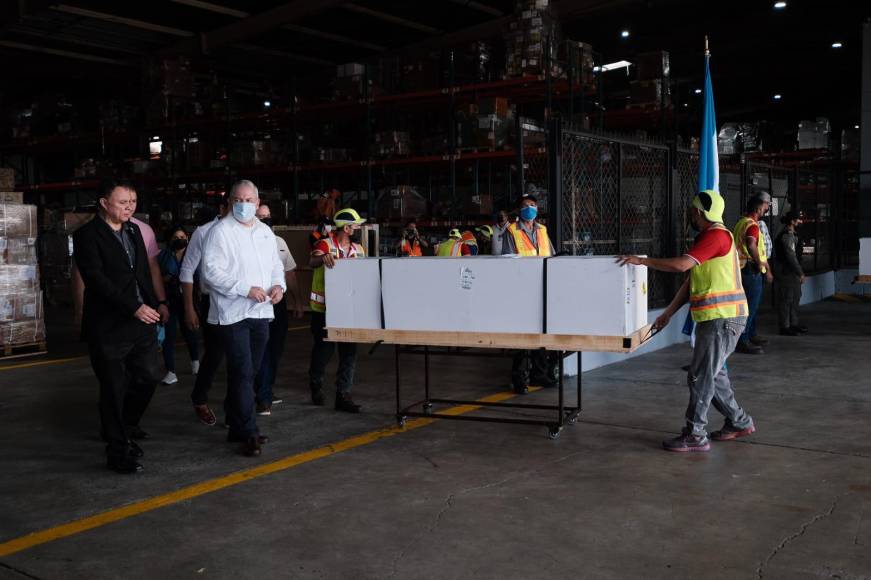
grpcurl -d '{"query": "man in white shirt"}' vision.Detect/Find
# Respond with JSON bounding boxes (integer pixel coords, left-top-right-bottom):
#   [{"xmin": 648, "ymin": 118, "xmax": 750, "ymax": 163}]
[
  {"xmin": 253, "ymin": 202, "xmax": 305, "ymax": 416},
  {"xmin": 202, "ymin": 180, "xmax": 286, "ymax": 457},
  {"xmin": 180, "ymin": 198, "xmax": 229, "ymax": 427}
]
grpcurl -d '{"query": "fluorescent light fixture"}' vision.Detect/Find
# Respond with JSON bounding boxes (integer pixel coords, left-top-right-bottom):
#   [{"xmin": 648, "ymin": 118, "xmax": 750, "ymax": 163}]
[
  {"xmin": 683, "ymin": 103, "xmax": 688, "ymax": 108},
  {"xmin": 694, "ymin": 89, "xmax": 702, "ymax": 94},
  {"xmin": 773, "ymin": 94, "xmax": 782, "ymax": 100},
  {"xmin": 263, "ymin": 100, "xmax": 271, "ymax": 107},
  {"xmin": 855, "ymin": 124, "xmax": 860, "ymax": 129},
  {"xmin": 831, "ymin": 42, "xmax": 842, "ymax": 48},
  {"xmin": 149, "ymin": 141, "xmax": 162, "ymax": 155},
  {"xmin": 592, "ymin": 66, "xmax": 601, "ymax": 72},
  {"xmin": 774, "ymin": 1, "xmax": 786, "ymax": 8},
  {"xmin": 600, "ymin": 60, "xmax": 632, "ymax": 72},
  {"xmin": 620, "ymin": 30, "xmax": 630, "ymax": 38}
]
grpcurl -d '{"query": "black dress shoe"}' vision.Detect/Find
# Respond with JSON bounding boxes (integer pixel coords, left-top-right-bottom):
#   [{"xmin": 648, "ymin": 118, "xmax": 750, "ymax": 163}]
[
  {"xmin": 311, "ymin": 388, "xmax": 325, "ymax": 406},
  {"xmin": 128, "ymin": 440, "xmax": 144, "ymax": 458},
  {"xmin": 128, "ymin": 426, "xmax": 151, "ymax": 440},
  {"xmin": 335, "ymin": 393, "xmax": 362, "ymax": 413},
  {"xmin": 227, "ymin": 433, "xmax": 269, "ymax": 444},
  {"xmin": 735, "ymin": 341, "xmax": 764, "ymax": 355},
  {"xmin": 792, "ymin": 325, "xmax": 809, "ymax": 334},
  {"xmin": 241, "ymin": 437, "xmax": 262, "ymax": 457},
  {"xmin": 107, "ymin": 456, "xmax": 143, "ymax": 474},
  {"xmin": 779, "ymin": 327, "xmax": 801, "ymax": 336},
  {"xmin": 513, "ymin": 384, "xmax": 529, "ymax": 395}
]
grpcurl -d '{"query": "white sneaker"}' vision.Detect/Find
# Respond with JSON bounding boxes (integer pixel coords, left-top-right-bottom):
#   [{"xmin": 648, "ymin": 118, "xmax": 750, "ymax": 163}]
[
  {"xmin": 162, "ymin": 371, "xmax": 178, "ymax": 385},
  {"xmin": 272, "ymin": 398, "xmax": 283, "ymax": 406},
  {"xmin": 191, "ymin": 360, "xmax": 200, "ymax": 375}
]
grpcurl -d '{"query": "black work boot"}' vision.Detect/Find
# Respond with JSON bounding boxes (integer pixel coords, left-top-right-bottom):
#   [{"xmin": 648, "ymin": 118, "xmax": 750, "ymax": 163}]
[{"xmin": 335, "ymin": 393, "xmax": 362, "ymax": 413}]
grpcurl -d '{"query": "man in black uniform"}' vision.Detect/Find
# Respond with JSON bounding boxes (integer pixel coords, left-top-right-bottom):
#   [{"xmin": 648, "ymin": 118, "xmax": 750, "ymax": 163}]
[{"xmin": 74, "ymin": 179, "xmax": 164, "ymax": 474}]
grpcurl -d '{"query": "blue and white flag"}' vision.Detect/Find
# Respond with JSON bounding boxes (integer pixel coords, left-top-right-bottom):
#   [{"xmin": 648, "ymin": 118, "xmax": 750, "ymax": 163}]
[{"xmin": 697, "ymin": 52, "xmax": 719, "ymax": 193}]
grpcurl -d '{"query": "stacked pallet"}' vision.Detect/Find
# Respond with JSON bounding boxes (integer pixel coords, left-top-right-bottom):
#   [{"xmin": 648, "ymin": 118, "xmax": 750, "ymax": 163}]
[{"xmin": 0, "ymin": 197, "xmax": 46, "ymax": 355}]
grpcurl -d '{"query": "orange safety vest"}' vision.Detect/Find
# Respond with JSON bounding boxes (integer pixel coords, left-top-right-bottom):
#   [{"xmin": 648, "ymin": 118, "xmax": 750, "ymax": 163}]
[
  {"xmin": 508, "ymin": 222, "xmax": 552, "ymax": 256},
  {"xmin": 310, "ymin": 236, "xmax": 365, "ymax": 312},
  {"xmin": 400, "ymin": 239, "xmax": 423, "ymax": 257}
]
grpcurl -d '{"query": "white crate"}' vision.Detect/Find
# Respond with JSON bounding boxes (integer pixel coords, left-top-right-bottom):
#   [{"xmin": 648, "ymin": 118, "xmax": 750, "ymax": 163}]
[
  {"xmin": 324, "ymin": 258, "xmax": 383, "ymax": 330},
  {"xmin": 860, "ymin": 238, "xmax": 871, "ymax": 276},
  {"xmin": 546, "ymin": 256, "xmax": 648, "ymax": 337}
]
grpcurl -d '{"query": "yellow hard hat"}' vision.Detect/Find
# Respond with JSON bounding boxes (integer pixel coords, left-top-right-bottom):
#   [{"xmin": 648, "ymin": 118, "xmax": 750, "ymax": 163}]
[
  {"xmin": 448, "ymin": 228, "xmax": 462, "ymax": 239},
  {"xmin": 475, "ymin": 225, "xmax": 493, "ymax": 240},
  {"xmin": 334, "ymin": 208, "xmax": 366, "ymax": 227},
  {"xmin": 692, "ymin": 190, "xmax": 725, "ymax": 224}
]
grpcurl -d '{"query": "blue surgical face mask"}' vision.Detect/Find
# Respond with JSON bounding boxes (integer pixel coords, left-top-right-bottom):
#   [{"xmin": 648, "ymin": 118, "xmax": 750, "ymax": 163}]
[
  {"xmin": 233, "ymin": 202, "xmax": 256, "ymax": 223},
  {"xmin": 520, "ymin": 205, "xmax": 538, "ymax": 221}
]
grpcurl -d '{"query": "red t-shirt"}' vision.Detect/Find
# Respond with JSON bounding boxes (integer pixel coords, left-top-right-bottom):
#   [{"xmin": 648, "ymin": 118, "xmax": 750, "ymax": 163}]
[
  {"xmin": 744, "ymin": 223, "xmax": 759, "ymax": 242},
  {"xmin": 686, "ymin": 228, "xmax": 732, "ymax": 265}
]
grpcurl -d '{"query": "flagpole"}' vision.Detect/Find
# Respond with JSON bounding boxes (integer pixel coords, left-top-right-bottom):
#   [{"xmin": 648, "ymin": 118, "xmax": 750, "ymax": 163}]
[{"xmin": 705, "ymin": 35, "xmax": 710, "ymax": 56}]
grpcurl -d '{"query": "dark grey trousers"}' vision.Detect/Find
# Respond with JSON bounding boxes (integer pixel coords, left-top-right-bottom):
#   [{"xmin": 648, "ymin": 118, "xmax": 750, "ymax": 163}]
[
  {"xmin": 686, "ymin": 317, "xmax": 754, "ymax": 436},
  {"xmin": 777, "ymin": 274, "xmax": 802, "ymax": 330}
]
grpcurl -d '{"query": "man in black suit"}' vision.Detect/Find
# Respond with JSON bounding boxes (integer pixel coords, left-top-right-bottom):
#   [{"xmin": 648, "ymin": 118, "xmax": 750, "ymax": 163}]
[{"xmin": 74, "ymin": 179, "xmax": 164, "ymax": 474}]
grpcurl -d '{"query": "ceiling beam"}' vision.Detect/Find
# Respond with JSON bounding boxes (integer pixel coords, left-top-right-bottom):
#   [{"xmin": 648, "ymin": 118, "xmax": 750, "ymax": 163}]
[
  {"xmin": 168, "ymin": 0, "xmax": 385, "ymax": 52},
  {"xmin": 0, "ymin": 39, "xmax": 136, "ymax": 65},
  {"xmin": 6, "ymin": 26, "xmax": 146, "ymax": 54},
  {"xmin": 235, "ymin": 43, "xmax": 333, "ymax": 66},
  {"xmin": 445, "ymin": 0, "xmax": 503, "ymax": 17},
  {"xmin": 342, "ymin": 4, "xmax": 442, "ymax": 35},
  {"xmin": 50, "ymin": 4, "xmax": 194, "ymax": 36},
  {"xmin": 195, "ymin": 0, "xmax": 347, "ymax": 54}
]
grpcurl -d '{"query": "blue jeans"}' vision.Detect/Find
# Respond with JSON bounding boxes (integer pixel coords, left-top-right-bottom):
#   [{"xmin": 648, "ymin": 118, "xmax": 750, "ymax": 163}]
[
  {"xmin": 740, "ymin": 270, "xmax": 763, "ymax": 343},
  {"xmin": 220, "ymin": 318, "xmax": 269, "ymax": 440}
]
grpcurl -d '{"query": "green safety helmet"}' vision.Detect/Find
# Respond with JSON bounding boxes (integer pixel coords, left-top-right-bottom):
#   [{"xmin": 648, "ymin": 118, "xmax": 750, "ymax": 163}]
[
  {"xmin": 448, "ymin": 228, "xmax": 462, "ymax": 239},
  {"xmin": 692, "ymin": 189, "xmax": 725, "ymax": 223},
  {"xmin": 334, "ymin": 208, "xmax": 366, "ymax": 227},
  {"xmin": 475, "ymin": 225, "xmax": 494, "ymax": 240}
]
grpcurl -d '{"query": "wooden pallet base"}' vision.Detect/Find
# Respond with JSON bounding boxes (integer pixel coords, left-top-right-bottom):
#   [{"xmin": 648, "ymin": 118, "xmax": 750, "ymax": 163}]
[
  {"xmin": 327, "ymin": 325, "xmax": 653, "ymax": 353},
  {"xmin": 855, "ymin": 275, "xmax": 871, "ymax": 284},
  {"xmin": 1, "ymin": 341, "xmax": 48, "ymax": 361}
]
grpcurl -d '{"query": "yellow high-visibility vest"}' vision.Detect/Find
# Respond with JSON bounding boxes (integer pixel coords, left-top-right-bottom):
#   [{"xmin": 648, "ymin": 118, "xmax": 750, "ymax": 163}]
[
  {"xmin": 690, "ymin": 224, "xmax": 749, "ymax": 322},
  {"xmin": 508, "ymin": 222, "xmax": 552, "ymax": 256},
  {"xmin": 436, "ymin": 239, "xmax": 463, "ymax": 256},
  {"xmin": 734, "ymin": 216, "xmax": 768, "ymax": 273}
]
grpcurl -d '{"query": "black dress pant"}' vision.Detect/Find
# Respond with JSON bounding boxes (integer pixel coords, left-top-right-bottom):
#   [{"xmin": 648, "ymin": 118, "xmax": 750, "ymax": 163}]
[
  {"xmin": 88, "ymin": 322, "xmax": 162, "ymax": 460},
  {"xmin": 191, "ymin": 294, "xmax": 224, "ymax": 406}
]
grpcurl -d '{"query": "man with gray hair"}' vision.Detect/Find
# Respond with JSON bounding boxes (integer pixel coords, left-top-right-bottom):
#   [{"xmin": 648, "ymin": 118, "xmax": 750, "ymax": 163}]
[{"xmin": 202, "ymin": 180, "xmax": 286, "ymax": 457}]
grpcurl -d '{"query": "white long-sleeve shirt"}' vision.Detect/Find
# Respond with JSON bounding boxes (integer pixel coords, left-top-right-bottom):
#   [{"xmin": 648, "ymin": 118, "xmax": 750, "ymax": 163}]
[
  {"xmin": 202, "ymin": 215, "xmax": 286, "ymax": 325},
  {"xmin": 179, "ymin": 216, "xmax": 219, "ymax": 293}
]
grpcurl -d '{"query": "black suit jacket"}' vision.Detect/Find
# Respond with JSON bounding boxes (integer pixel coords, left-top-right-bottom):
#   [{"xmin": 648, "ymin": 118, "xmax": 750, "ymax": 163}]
[{"xmin": 73, "ymin": 216, "xmax": 158, "ymax": 342}]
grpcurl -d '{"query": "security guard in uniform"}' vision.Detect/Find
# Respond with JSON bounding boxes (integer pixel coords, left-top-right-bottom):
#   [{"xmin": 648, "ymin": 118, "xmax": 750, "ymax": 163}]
[
  {"xmin": 618, "ymin": 190, "xmax": 755, "ymax": 452},
  {"xmin": 309, "ymin": 208, "xmax": 367, "ymax": 413},
  {"xmin": 500, "ymin": 193, "xmax": 558, "ymax": 394}
]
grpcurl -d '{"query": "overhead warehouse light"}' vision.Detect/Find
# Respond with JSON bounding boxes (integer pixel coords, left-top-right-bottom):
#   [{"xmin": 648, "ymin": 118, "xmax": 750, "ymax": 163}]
[
  {"xmin": 831, "ymin": 42, "xmax": 843, "ymax": 48},
  {"xmin": 773, "ymin": 94, "xmax": 782, "ymax": 100},
  {"xmin": 855, "ymin": 124, "xmax": 861, "ymax": 129},
  {"xmin": 694, "ymin": 89, "xmax": 702, "ymax": 94},
  {"xmin": 263, "ymin": 100, "xmax": 272, "ymax": 108},
  {"xmin": 620, "ymin": 30, "xmax": 630, "ymax": 38},
  {"xmin": 773, "ymin": 1, "xmax": 787, "ymax": 9},
  {"xmin": 600, "ymin": 60, "xmax": 632, "ymax": 72}
]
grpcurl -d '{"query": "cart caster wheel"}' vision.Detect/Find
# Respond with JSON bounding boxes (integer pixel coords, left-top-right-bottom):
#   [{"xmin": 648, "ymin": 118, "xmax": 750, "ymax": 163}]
[
  {"xmin": 422, "ymin": 403, "xmax": 433, "ymax": 416},
  {"xmin": 567, "ymin": 416, "xmax": 578, "ymax": 425},
  {"xmin": 397, "ymin": 417, "xmax": 406, "ymax": 428},
  {"xmin": 547, "ymin": 426, "xmax": 562, "ymax": 440}
]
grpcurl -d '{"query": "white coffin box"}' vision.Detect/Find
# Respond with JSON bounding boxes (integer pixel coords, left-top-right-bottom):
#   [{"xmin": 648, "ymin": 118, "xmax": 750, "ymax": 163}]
[
  {"xmin": 324, "ymin": 258, "xmax": 383, "ymax": 329},
  {"xmin": 546, "ymin": 256, "xmax": 648, "ymax": 337},
  {"xmin": 860, "ymin": 238, "xmax": 871, "ymax": 276},
  {"xmin": 381, "ymin": 256, "xmax": 544, "ymax": 333}
]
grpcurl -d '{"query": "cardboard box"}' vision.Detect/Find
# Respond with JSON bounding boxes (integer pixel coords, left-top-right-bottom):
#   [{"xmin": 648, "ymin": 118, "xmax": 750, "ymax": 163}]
[
  {"xmin": 381, "ymin": 256, "xmax": 544, "ymax": 333},
  {"xmin": 860, "ymin": 238, "xmax": 871, "ymax": 276},
  {"xmin": 0, "ymin": 291, "xmax": 42, "ymax": 322},
  {"xmin": 0, "ymin": 192, "xmax": 23, "ymax": 204},
  {"xmin": 0, "ymin": 265, "xmax": 39, "ymax": 293},
  {"xmin": 325, "ymin": 258, "xmax": 383, "ymax": 330},
  {"xmin": 546, "ymin": 256, "xmax": 647, "ymax": 337},
  {"xmin": 0, "ymin": 319, "xmax": 45, "ymax": 346},
  {"xmin": 0, "ymin": 237, "xmax": 37, "ymax": 265},
  {"xmin": 0, "ymin": 204, "xmax": 36, "ymax": 238}
]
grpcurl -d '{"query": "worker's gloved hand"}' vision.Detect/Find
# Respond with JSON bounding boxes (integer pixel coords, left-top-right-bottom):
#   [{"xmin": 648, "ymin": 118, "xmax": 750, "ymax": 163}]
[{"xmin": 653, "ymin": 312, "xmax": 672, "ymax": 331}]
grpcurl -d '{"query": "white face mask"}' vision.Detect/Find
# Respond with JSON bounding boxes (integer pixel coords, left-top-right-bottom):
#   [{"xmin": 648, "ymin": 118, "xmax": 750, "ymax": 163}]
[{"xmin": 233, "ymin": 202, "xmax": 256, "ymax": 223}]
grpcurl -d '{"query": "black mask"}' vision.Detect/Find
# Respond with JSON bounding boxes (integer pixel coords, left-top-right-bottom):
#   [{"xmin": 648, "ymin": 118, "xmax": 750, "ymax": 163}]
[
  {"xmin": 261, "ymin": 217, "xmax": 273, "ymax": 228},
  {"xmin": 171, "ymin": 239, "xmax": 188, "ymax": 251},
  {"xmin": 350, "ymin": 230, "xmax": 363, "ymax": 244}
]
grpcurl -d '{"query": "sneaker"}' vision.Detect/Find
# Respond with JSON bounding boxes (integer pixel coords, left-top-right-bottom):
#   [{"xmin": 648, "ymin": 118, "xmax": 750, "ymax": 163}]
[
  {"xmin": 193, "ymin": 404, "xmax": 217, "ymax": 426},
  {"xmin": 256, "ymin": 404, "xmax": 272, "ymax": 416},
  {"xmin": 735, "ymin": 341, "xmax": 764, "ymax": 355},
  {"xmin": 711, "ymin": 423, "xmax": 756, "ymax": 441},
  {"xmin": 162, "ymin": 371, "xmax": 179, "ymax": 385},
  {"xmin": 335, "ymin": 393, "xmax": 362, "ymax": 413},
  {"xmin": 750, "ymin": 335, "xmax": 769, "ymax": 346},
  {"xmin": 662, "ymin": 430, "xmax": 710, "ymax": 453},
  {"xmin": 191, "ymin": 360, "xmax": 200, "ymax": 375},
  {"xmin": 779, "ymin": 327, "xmax": 801, "ymax": 336},
  {"xmin": 271, "ymin": 398, "xmax": 284, "ymax": 406}
]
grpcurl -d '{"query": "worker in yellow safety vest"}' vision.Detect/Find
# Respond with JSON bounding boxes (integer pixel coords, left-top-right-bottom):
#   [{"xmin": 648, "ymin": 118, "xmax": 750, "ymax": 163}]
[
  {"xmin": 309, "ymin": 208, "xmax": 367, "ymax": 413},
  {"xmin": 397, "ymin": 220, "xmax": 428, "ymax": 256},
  {"xmin": 732, "ymin": 196, "xmax": 773, "ymax": 354},
  {"xmin": 436, "ymin": 229, "xmax": 470, "ymax": 256},
  {"xmin": 500, "ymin": 193, "xmax": 558, "ymax": 394},
  {"xmin": 617, "ymin": 190, "xmax": 755, "ymax": 453}
]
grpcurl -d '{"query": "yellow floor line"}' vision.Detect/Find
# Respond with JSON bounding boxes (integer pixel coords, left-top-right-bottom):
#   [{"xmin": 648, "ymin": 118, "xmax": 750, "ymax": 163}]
[
  {"xmin": 0, "ymin": 388, "xmax": 537, "ymax": 558},
  {"xmin": 0, "ymin": 356, "xmax": 84, "ymax": 372}
]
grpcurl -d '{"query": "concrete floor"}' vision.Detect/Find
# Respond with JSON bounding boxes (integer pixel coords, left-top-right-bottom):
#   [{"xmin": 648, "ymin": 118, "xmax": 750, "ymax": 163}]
[{"xmin": 1, "ymin": 300, "xmax": 870, "ymax": 580}]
